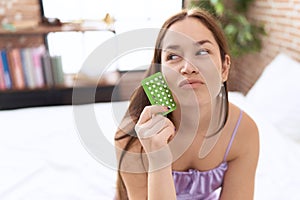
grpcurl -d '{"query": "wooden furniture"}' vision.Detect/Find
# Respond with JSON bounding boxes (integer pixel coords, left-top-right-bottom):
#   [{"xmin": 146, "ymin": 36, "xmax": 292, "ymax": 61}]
[
  {"xmin": 0, "ymin": 70, "xmax": 146, "ymax": 110},
  {"xmin": 0, "ymin": 23, "xmax": 117, "ymax": 110},
  {"xmin": 0, "ymin": 84, "xmax": 117, "ymax": 110}
]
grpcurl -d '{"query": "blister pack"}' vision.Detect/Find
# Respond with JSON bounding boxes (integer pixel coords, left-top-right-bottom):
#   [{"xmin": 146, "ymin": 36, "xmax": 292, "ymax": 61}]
[{"xmin": 141, "ymin": 72, "xmax": 176, "ymax": 115}]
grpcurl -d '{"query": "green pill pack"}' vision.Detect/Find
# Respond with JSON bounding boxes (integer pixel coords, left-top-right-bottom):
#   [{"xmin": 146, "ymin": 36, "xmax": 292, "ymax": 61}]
[{"xmin": 141, "ymin": 72, "xmax": 176, "ymax": 115}]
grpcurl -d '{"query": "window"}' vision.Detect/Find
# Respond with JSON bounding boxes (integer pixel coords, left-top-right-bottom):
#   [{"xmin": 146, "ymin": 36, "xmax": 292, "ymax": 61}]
[{"xmin": 40, "ymin": 0, "xmax": 183, "ymax": 74}]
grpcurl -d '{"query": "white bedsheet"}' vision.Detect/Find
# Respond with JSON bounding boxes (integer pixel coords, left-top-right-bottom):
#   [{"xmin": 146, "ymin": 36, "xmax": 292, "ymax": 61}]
[
  {"xmin": 229, "ymin": 92, "xmax": 300, "ymax": 200},
  {"xmin": 0, "ymin": 103, "xmax": 119, "ymax": 200},
  {"xmin": 1, "ymin": 93, "xmax": 300, "ymax": 199}
]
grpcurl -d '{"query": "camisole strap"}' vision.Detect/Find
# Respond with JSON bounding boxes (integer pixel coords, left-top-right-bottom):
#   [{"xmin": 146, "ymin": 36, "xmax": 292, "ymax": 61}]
[{"xmin": 223, "ymin": 110, "xmax": 243, "ymax": 162}]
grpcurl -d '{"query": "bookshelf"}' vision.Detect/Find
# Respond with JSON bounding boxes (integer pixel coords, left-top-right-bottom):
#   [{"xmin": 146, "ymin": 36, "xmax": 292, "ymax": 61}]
[
  {"xmin": 0, "ymin": 70, "xmax": 146, "ymax": 110},
  {"xmin": 0, "ymin": 84, "xmax": 118, "ymax": 110},
  {"xmin": 0, "ymin": 22, "xmax": 118, "ymax": 110},
  {"xmin": 0, "ymin": 23, "xmax": 115, "ymax": 35}
]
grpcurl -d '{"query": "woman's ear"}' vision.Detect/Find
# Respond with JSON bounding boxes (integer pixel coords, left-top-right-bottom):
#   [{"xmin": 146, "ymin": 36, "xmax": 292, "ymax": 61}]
[{"xmin": 221, "ymin": 55, "xmax": 231, "ymax": 82}]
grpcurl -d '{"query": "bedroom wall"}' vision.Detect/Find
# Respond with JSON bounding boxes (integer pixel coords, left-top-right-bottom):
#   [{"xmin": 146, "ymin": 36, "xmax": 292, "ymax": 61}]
[
  {"xmin": 228, "ymin": 0, "xmax": 300, "ymax": 93},
  {"xmin": 248, "ymin": 0, "xmax": 300, "ymax": 61},
  {"xmin": 3, "ymin": 0, "xmax": 299, "ymax": 94},
  {"xmin": 184, "ymin": 0, "xmax": 300, "ymax": 94}
]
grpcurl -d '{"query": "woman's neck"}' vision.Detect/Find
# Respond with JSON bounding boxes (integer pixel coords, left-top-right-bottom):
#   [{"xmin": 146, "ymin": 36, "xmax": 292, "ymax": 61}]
[{"xmin": 172, "ymin": 100, "xmax": 215, "ymax": 133}]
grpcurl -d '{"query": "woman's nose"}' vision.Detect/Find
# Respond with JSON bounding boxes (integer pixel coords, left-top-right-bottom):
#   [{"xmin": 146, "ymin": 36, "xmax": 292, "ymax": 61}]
[{"xmin": 180, "ymin": 60, "xmax": 199, "ymax": 74}]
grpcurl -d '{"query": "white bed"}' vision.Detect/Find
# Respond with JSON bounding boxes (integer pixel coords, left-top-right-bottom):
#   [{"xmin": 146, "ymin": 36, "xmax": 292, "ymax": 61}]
[{"xmin": 1, "ymin": 53, "xmax": 300, "ymax": 199}]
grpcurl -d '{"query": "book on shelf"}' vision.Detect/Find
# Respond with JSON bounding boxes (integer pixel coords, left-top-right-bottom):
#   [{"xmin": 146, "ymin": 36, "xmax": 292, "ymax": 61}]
[
  {"xmin": 40, "ymin": 54, "xmax": 64, "ymax": 87},
  {"xmin": 32, "ymin": 46, "xmax": 46, "ymax": 88},
  {"xmin": 50, "ymin": 55, "xmax": 64, "ymax": 86},
  {"xmin": 0, "ymin": 46, "xmax": 65, "ymax": 91},
  {"xmin": 0, "ymin": 52, "xmax": 6, "ymax": 90},
  {"xmin": 7, "ymin": 48, "xmax": 26, "ymax": 89},
  {"xmin": 0, "ymin": 50, "xmax": 12, "ymax": 89},
  {"xmin": 19, "ymin": 48, "xmax": 29, "ymax": 87},
  {"xmin": 41, "ymin": 52, "xmax": 54, "ymax": 87},
  {"xmin": 21, "ymin": 48, "xmax": 32, "ymax": 88}
]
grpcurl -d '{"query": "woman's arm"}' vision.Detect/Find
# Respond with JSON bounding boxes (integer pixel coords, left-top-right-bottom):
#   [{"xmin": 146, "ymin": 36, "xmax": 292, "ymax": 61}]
[
  {"xmin": 118, "ymin": 144, "xmax": 177, "ymax": 200},
  {"xmin": 148, "ymin": 165, "xmax": 176, "ymax": 200},
  {"xmin": 220, "ymin": 113, "xmax": 259, "ymax": 200},
  {"xmin": 119, "ymin": 165, "xmax": 176, "ymax": 200},
  {"xmin": 116, "ymin": 105, "xmax": 177, "ymax": 200},
  {"xmin": 119, "ymin": 171, "xmax": 148, "ymax": 200},
  {"xmin": 135, "ymin": 105, "xmax": 177, "ymax": 200}
]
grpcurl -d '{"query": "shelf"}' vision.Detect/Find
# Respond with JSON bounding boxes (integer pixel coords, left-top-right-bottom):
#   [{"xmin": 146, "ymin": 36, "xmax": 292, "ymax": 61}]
[
  {"xmin": 0, "ymin": 22, "xmax": 115, "ymax": 35},
  {"xmin": 0, "ymin": 70, "xmax": 145, "ymax": 110},
  {"xmin": 0, "ymin": 84, "xmax": 120, "ymax": 110}
]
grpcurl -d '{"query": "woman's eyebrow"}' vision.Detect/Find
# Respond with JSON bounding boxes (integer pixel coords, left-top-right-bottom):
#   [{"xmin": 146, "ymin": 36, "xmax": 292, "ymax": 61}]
[
  {"xmin": 164, "ymin": 44, "xmax": 181, "ymax": 51},
  {"xmin": 195, "ymin": 40, "xmax": 213, "ymax": 46},
  {"xmin": 163, "ymin": 39, "xmax": 213, "ymax": 51}
]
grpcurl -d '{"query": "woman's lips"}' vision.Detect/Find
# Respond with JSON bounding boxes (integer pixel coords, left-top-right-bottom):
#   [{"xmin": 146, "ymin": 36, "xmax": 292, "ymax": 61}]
[{"xmin": 179, "ymin": 79, "xmax": 204, "ymax": 88}]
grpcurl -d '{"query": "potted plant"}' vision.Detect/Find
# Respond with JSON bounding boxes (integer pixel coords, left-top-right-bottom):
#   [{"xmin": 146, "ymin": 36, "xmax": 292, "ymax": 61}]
[{"xmin": 188, "ymin": 0, "xmax": 266, "ymax": 58}]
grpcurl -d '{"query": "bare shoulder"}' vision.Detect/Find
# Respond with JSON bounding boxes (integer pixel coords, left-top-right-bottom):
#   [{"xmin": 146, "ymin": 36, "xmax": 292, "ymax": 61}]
[
  {"xmin": 220, "ymin": 106, "xmax": 259, "ymax": 199},
  {"xmin": 229, "ymin": 103, "xmax": 259, "ymax": 139},
  {"xmin": 239, "ymin": 107, "xmax": 259, "ymax": 147},
  {"xmin": 228, "ymin": 103, "xmax": 259, "ymax": 161}
]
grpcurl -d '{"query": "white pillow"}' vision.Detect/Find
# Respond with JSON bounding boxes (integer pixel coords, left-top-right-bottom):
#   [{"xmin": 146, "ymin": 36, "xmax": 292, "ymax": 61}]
[
  {"xmin": 228, "ymin": 91, "xmax": 248, "ymax": 109},
  {"xmin": 246, "ymin": 53, "xmax": 300, "ymax": 142}
]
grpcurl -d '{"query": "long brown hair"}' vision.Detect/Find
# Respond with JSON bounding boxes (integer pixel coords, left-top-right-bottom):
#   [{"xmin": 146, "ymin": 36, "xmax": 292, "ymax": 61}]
[{"xmin": 114, "ymin": 8, "xmax": 230, "ymax": 200}]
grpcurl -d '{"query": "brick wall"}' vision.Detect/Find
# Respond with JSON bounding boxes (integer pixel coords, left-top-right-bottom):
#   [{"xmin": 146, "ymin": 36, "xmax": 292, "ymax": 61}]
[
  {"xmin": 249, "ymin": 0, "xmax": 300, "ymax": 61},
  {"xmin": 185, "ymin": 0, "xmax": 300, "ymax": 93},
  {"xmin": 229, "ymin": 0, "xmax": 300, "ymax": 93},
  {"xmin": 0, "ymin": 0, "xmax": 40, "ymax": 24},
  {"xmin": 0, "ymin": 0, "xmax": 42, "ymax": 49}
]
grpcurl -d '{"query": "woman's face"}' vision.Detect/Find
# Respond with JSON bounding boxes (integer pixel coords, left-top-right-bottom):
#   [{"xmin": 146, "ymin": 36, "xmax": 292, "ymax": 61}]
[{"xmin": 160, "ymin": 17, "xmax": 230, "ymax": 106}]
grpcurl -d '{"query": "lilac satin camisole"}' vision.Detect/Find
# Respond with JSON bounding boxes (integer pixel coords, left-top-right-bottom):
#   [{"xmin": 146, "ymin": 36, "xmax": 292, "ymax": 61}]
[{"xmin": 172, "ymin": 110, "xmax": 243, "ymax": 200}]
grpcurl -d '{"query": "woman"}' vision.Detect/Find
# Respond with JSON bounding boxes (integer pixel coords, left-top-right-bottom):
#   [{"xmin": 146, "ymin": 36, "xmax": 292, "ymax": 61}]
[{"xmin": 115, "ymin": 8, "xmax": 259, "ymax": 200}]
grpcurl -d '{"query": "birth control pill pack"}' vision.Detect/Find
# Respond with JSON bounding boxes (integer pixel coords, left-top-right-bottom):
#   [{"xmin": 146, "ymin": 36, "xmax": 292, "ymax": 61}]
[{"xmin": 141, "ymin": 72, "xmax": 176, "ymax": 115}]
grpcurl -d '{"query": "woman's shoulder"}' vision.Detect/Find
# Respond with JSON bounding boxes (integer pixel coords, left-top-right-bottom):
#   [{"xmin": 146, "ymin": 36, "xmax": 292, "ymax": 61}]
[
  {"xmin": 227, "ymin": 103, "xmax": 259, "ymax": 161},
  {"xmin": 229, "ymin": 102, "xmax": 258, "ymax": 133}
]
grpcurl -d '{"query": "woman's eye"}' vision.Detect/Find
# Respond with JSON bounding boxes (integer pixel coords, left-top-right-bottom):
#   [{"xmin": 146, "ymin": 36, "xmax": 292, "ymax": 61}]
[
  {"xmin": 196, "ymin": 49, "xmax": 209, "ymax": 56},
  {"xmin": 167, "ymin": 54, "xmax": 180, "ymax": 61}
]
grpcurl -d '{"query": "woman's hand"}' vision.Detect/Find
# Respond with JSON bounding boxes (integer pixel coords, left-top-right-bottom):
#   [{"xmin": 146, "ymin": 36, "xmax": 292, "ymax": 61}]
[
  {"xmin": 135, "ymin": 105, "xmax": 176, "ymax": 171},
  {"xmin": 135, "ymin": 105, "xmax": 175, "ymax": 152}
]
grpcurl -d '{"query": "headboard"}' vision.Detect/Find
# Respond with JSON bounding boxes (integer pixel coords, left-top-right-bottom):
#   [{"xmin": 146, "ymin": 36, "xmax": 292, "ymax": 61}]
[{"xmin": 227, "ymin": 52, "xmax": 273, "ymax": 95}]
